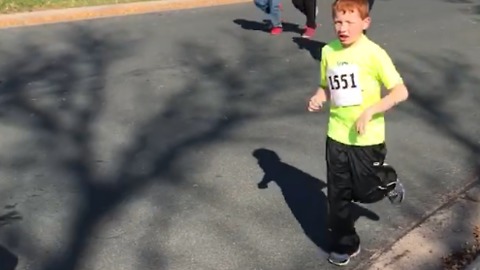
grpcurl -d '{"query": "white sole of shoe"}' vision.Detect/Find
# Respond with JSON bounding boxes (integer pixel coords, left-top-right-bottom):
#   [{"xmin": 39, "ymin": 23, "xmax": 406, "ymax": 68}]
[{"xmin": 327, "ymin": 246, "xmax": 361, "ymax": 266}]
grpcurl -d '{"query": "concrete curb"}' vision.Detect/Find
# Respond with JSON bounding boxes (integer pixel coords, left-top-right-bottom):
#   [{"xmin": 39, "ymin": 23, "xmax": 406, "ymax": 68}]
[
  {"xmin": 361, "ymin": 182, "xmax": 480, "ymax": 270},
  {"xmin": 0, "ymin": 0, "xmax": 251, "ymax": 29},
  {"xmin": 353, "ymin": 168, "xmax": 480, "ymax": 270}
]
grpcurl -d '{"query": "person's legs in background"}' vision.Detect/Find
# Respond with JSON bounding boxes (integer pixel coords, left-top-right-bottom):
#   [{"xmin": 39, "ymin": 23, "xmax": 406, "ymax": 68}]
[
  {"xmin": 268, "ymin": 0, "xmax": 283, "ymax": 34},
  {"xmin": 302, "ymin": 0, "xmax": 317, "ymax": 38},
  {"xmin": 254, "ymin": 0, "xmax": 283, "ymax": 35},
  {"xmin": 291, "ymin": 0, "xmax": 306, "ymax": 16}
]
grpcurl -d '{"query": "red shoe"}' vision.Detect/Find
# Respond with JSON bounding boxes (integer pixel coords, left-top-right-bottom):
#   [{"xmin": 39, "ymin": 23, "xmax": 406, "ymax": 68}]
[
  {"xmin": 300, "ymin": 24, "xmax": 319, "ymax": 31},
  {"xmin": 270, "ymin": 26, "xmax": 283, "ymax": 35},
  {"xmin": 302, "ymin": 26, "xmax": 316, "ymax": 38}
]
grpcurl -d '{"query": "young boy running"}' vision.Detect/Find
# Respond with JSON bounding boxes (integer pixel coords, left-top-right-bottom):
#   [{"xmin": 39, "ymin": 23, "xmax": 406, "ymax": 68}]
[{"xmin": 307, "ymin": 0, "xmax": 409, "ymax": 266}]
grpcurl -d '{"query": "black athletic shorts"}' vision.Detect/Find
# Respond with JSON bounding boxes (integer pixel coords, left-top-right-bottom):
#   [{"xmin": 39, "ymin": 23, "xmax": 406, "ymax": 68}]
[{"xmin": 326, "ymin": 137, "xmax": 397, "ymax": 204}]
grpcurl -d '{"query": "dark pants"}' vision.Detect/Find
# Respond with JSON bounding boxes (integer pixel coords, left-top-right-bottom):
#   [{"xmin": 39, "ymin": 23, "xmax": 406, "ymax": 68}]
[
  {"xmin": 291, "ymin": 0, "xmax": 317, "ymax": 28},
  {"xmin": 325, "ymin": 137, "xmax": 387, "ymax": 254}
]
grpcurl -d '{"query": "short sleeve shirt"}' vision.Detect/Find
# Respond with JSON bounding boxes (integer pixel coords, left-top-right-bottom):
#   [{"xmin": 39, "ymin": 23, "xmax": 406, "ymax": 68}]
[{"xmin": 320, "ymin": 35, "xmax": 403, "ymax": 146}]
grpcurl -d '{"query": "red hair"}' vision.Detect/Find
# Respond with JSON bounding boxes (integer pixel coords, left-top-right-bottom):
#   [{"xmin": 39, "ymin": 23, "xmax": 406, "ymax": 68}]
[{"xmin": 332, "ymin": 0, "xmax": 370, "ymax": 19}]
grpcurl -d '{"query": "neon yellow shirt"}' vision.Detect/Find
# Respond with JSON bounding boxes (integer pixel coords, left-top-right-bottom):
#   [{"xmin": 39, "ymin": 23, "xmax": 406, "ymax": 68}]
[{"xmin": 320, "ymin": 35, "xmax": 403, "ymax": 146}]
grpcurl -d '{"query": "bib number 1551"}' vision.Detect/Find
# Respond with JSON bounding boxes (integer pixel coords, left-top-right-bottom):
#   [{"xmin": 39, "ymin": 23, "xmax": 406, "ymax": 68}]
[
  {"xmin": 326, "ymin": 64, "xmax": 362, "ymax": 107},
  {"xmin": 328, "ymin": 73, "xmax": 358, "ymax": 90}
]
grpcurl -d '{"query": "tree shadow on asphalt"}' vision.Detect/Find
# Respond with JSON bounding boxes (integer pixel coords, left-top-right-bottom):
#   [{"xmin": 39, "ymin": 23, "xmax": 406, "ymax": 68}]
[
  {"xmin": 0, "ymin": 211, "xmax": 22, "ymax": 228},
  {"xmin": 441, "ymin": 0, "xmax": 480, "ymax": 20},
  {"xmin": 0, "ymin": 26, "xmax": 134, "ymax": 270},
  {"xmin": 395, "ymin": 51, "xmax": 480, "ymax": 164},
  {"xmin": 0, "ymin": 25, "xmax": 184, "ymax": 270},
  {"xmin": 252, "ymin": 148, "xmax": 380, "ymax": 253},
  {"xmin": 0, "ymin": 19, "xmax": 320, "ymax": 270},
  {"xmin": 395, "ymin": 51, "xmax": 480, "ymax": 218},
  {"xmin": 0, "ymin": 10, "xmax": 478, "ymax": 270}
]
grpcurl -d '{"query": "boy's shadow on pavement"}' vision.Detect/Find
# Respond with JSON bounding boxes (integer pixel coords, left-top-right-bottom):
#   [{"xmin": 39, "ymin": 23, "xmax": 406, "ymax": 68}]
[
  {"xmin": 0, "ymin": 210, "xmax": 21, "ymax": 269},
  {"xmin": 0, "ymin": 245, "xmax": 18, "ymax": 270},
  {"xmin": 252, "ymin": 148, "xmax": 379, "ymax": 253},
  {"xmin": 292, "ymin": 37, "xmax": 326, "ymax": 61},
  {"xmin": 233, "ymin": 19, "xmax": 303, "ymax": 34}
]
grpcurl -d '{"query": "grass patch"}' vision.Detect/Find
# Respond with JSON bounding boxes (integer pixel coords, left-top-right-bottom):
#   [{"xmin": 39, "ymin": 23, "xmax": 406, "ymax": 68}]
[{"xmin": 0, "ymin": 0, "xmax": 158, "ymax": 14}]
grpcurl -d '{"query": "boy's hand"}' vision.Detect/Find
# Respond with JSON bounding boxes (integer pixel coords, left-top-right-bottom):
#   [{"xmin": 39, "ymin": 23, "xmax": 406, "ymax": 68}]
[
  {"xmin": 308, "ymin": 91, "xmax": 327, "ymax": 112},
  {"xmin": 356, "ymin": 108, "xmax": 374, "ymax": 135}
]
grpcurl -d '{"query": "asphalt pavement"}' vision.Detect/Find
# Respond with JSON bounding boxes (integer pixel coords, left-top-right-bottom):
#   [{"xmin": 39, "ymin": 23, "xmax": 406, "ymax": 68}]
[{"xmin": 0, "ymin": 0, "xmax": 479, "ymax": 269}]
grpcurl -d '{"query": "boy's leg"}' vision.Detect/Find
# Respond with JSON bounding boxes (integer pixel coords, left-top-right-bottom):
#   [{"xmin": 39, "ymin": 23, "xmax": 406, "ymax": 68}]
[
  {"xmin": 349, "ymin": 142, "xmax": 387, "ymax": 203},
  {"xmin": 268, "ymin": 0, "xmax": 282, "ymax": 27},
  {"xmin": 254, "ymin": 0, "xmax": 282, "ymax": 34},
  {"xmin": 326, "ymin": 138, "xmax": 361, "ymax": 260},
  {"xmin": 254, "ymin": 0, "xmax": 270, "ymax": 14},
  {"xmin": 292, "ymin": 0, "xmax": 306, "ymax": 15},
  {"xmin": 349, "ymin": 143, "xmax": 405, "ymax": 204},
  {"xmin": 304, "ymin": 0, "xmax": 317, "ymax": 28},
  {"xmin": 301, "ymin": 0, "xmax": 317, "ymax": 38},
  {"xmin": 379, "ymin": 163, "xmax": 406, "ymax": 204}
]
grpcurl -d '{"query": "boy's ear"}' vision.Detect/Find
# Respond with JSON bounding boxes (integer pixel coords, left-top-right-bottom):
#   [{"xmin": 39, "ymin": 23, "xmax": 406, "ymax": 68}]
[{"xmin": 362, "ymin": 16, "xmax": 371, "ymax": 30}]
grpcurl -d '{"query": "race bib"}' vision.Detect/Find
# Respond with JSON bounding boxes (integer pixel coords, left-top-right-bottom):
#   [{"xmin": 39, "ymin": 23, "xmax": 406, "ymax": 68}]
[{"xmin": 327, "ymin": 64, "xmax": 362, "ymax": 107}]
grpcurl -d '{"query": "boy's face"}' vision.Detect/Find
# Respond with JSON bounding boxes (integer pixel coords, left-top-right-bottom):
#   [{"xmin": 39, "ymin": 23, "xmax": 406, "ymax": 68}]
[{"xmin": 333, "ymin": 9, "xmax": 370, "ymax": 47}]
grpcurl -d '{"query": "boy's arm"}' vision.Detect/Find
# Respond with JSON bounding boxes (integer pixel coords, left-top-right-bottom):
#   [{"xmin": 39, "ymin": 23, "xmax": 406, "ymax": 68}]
[
  {"xmin": 356, "ymin": 48, "xmax": 408, "ymax": 134},
  {"xmin": 318, "ymin": 50, "xmax": 330, "ymax": 100},
  {"xmin": 367, "ymin": 83, "xmax": 408, "ymax": 115},
  {"xmin": 308, "ymin": 55, "xmax": 330, "ymax": 111},
  {"xmin": 368, "ymin": 48, "xmax": 408, "ymax": 114},
  {"xmin": 313, "ymin": 86, "xmax": 330, "ymax": 101},
  {"xmin": 257, "ymin": 174, "xmax": 272, "ymax": 189}
]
